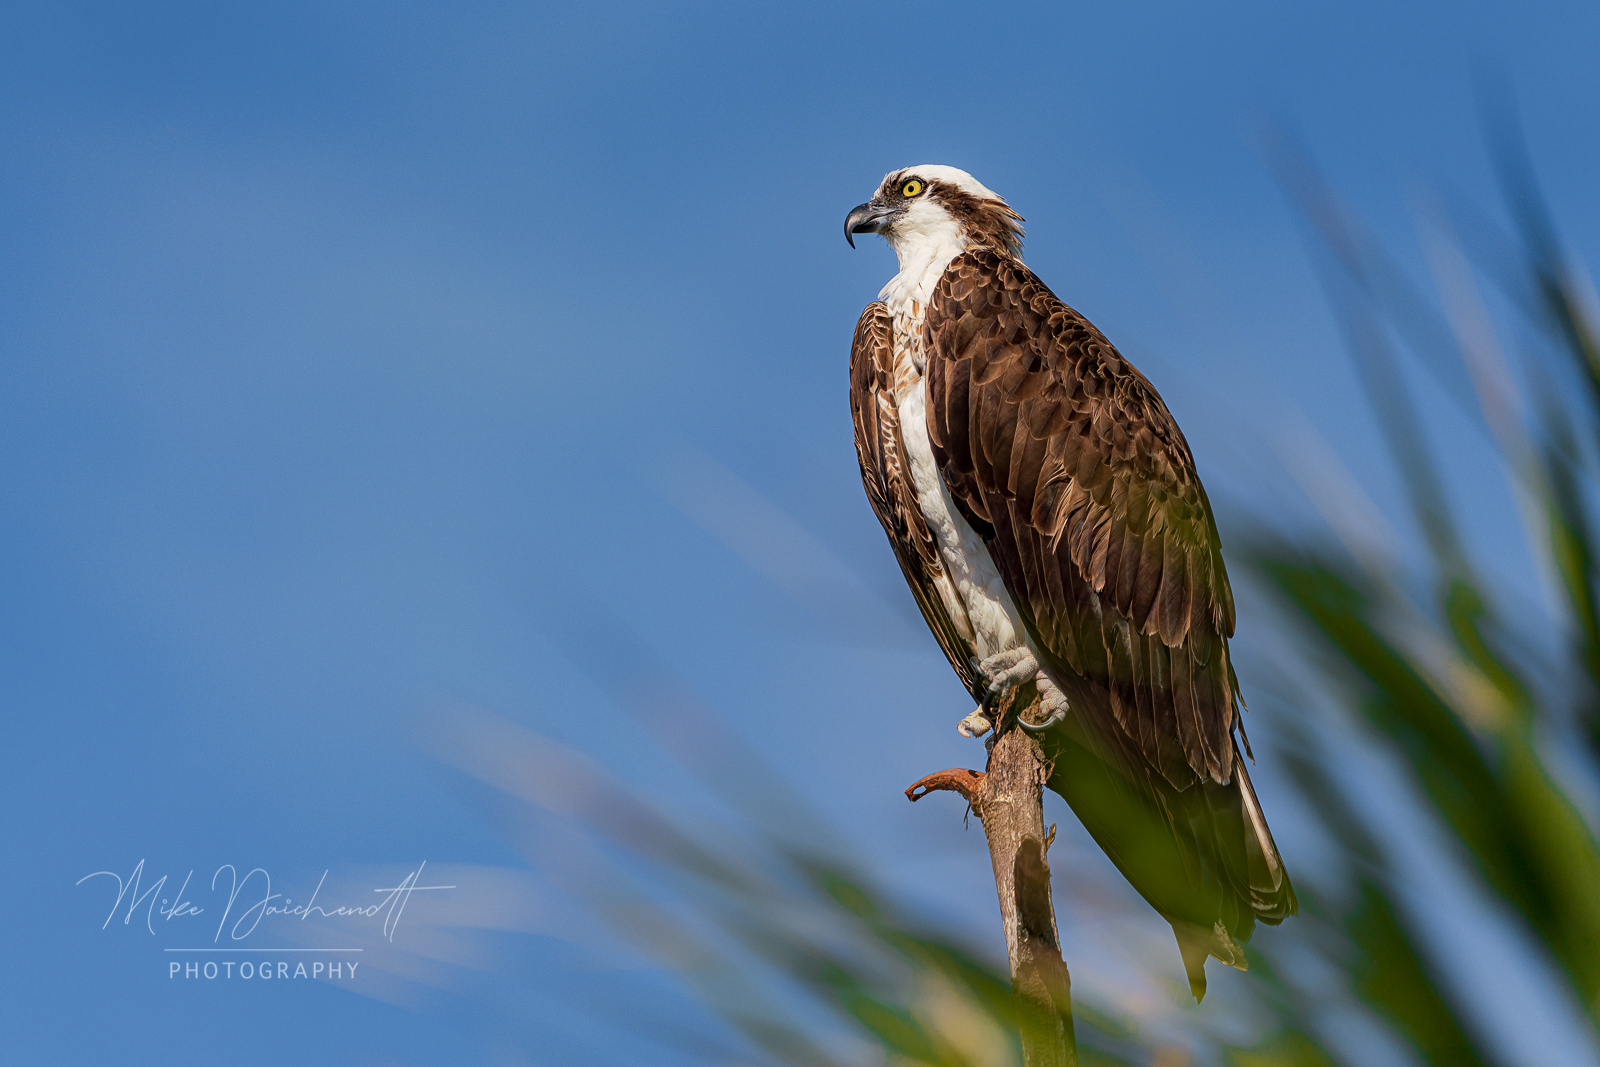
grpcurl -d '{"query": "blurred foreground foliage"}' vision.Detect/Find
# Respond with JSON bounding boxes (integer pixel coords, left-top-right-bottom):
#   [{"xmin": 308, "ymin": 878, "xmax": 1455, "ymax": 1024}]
[
  {"xmin": 1238, "ymin": 126, "xmax": 1600, "ymax": 1065},
  {"xmin": 441, "ymin": 132, "xmax": 1600, "ymax": 1066}
]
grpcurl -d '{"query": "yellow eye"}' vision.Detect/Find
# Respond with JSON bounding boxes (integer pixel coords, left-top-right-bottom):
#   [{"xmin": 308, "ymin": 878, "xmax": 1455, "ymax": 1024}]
[{"xmin": 901, "ymin": 179, "xmax": 923, "ymax": 197}]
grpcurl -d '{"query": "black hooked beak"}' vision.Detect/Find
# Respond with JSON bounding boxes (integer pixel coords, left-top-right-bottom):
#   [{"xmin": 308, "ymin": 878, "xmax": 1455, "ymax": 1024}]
[{"xmin": 844, "ymin": 202, "xmax": 896, "ymax": 248}]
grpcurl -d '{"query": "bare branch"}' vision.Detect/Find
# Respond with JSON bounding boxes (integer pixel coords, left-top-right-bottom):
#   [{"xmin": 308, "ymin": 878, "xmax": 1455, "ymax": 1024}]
[
  {"xmin": 905, "ymin": 768, "xmax": 986, "ymax": 804},
  {"xmin": 906, "ymin": 695, "xmax": 1077, "ymax": 1066}
]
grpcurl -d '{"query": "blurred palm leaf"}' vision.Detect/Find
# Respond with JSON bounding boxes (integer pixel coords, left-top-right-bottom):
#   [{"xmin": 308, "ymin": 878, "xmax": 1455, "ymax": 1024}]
[
  {"xmin": 430, "ymin": 674, "xmax": 1151, "ymax": 1066},
  {"xmin": 1246, "ymin": 123, "xmax": 1600, "ymax": 1060}
]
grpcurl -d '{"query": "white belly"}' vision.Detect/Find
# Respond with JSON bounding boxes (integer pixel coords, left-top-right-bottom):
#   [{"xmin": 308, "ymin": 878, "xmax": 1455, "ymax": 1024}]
[{"xmin": 895, "ymin": 369, "xmax": 1028, "ymax": 661}]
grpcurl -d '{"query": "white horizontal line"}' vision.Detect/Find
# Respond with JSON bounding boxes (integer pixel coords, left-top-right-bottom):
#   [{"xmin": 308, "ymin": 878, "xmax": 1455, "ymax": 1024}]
[{"xmin": 162, "ymin": 948, "xmax": 363, "ymax": 953}]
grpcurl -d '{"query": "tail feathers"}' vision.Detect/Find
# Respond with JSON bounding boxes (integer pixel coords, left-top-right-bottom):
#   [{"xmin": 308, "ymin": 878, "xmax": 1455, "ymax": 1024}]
[
  {"xmin": 1232, "ymin": 754, "xmax": 1297, "ymax": 920},
  {"xmin": 1172, "ymin": 920, "xmax": 1247, "ymax": 1003}
]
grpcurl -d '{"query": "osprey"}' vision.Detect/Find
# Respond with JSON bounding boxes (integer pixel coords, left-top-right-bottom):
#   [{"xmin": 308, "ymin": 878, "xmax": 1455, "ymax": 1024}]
[{"xmin": 844, "ymin": 165, "xmax": 1295, "ymax": 1000}]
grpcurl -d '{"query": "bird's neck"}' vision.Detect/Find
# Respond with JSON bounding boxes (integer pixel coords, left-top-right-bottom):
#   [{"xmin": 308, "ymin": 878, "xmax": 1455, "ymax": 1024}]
[
  {"xmin": 878, "ymin": 221, "xmax": 1020, "ymax": 314},
  {"xmin": 878, "ymin": 221, "xmax": 971, "ymax": 313}
]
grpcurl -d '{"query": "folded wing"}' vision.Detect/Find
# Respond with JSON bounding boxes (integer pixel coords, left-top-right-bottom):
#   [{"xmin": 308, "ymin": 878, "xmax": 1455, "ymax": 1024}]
[{"xmin": 922, "ymin": 250, "xmax": 1295, "ymax": 948}]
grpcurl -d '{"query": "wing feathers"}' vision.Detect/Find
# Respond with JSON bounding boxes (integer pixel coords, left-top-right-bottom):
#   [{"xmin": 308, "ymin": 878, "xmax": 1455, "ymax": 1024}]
[{"xmin": 923, "ymin": 249, "xmax": 1244, "ymax": 789}]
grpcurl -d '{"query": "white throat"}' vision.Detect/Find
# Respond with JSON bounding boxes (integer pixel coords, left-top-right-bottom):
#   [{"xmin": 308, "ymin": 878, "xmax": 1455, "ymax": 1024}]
[{"xmin": 878, "ymin": 213, "xmax": 969, "ymax": 313}]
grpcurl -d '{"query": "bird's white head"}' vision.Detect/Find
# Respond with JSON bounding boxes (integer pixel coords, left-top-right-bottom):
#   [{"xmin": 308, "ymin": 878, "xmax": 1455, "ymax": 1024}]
[{"xmin": 844, "ymin": 165, "xmax": 1025, "ymax": 267}]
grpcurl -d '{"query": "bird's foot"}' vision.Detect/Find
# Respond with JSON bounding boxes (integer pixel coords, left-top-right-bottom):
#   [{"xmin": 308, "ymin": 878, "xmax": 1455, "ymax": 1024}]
[
  {"xmin": 957, "ymin": 649, "xmax": 1069, "ymax": 737},
  {"xmin": 958, "ymin": 648, "xmax": 1043, "ymax": 738},
  {"xmin": 973, "ymin": 647, "xmax": 1038, "ymax": 696}
]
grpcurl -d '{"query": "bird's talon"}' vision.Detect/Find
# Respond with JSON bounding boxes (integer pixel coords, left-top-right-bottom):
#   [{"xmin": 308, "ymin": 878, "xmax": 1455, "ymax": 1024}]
[{"xmin": 1017, "ymin": 708, "xmax": 1066, "ymax": 733}]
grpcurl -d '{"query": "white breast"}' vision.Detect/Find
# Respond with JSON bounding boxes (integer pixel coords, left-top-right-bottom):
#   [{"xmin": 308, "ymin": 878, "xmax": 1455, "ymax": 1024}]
[{"xmin": 885, "ymin": 278, "xmax": 1029, "ymax": 664}]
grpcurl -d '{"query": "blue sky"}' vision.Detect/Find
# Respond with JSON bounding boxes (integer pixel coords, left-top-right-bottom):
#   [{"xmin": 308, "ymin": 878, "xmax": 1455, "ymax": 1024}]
[{"xmin": 7, "ymin": 1, "xmax": 1600, "ymax": 1063}]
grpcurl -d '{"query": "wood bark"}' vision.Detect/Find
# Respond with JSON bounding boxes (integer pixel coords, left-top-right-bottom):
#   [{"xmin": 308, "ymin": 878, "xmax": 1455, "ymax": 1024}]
[{"xmin": 906, "ymin": 696, "xmax": 1077, "ymax": 1066}]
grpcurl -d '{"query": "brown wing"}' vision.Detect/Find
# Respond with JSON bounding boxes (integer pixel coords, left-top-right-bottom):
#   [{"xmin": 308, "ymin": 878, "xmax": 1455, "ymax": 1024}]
[
  {"xmin": 923, "ymin": 250, "xmax": 1239, "ymax": 788},
  {"xmin": 849, "ymin": 302, "xmax": 980, "ymax": 700}
]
